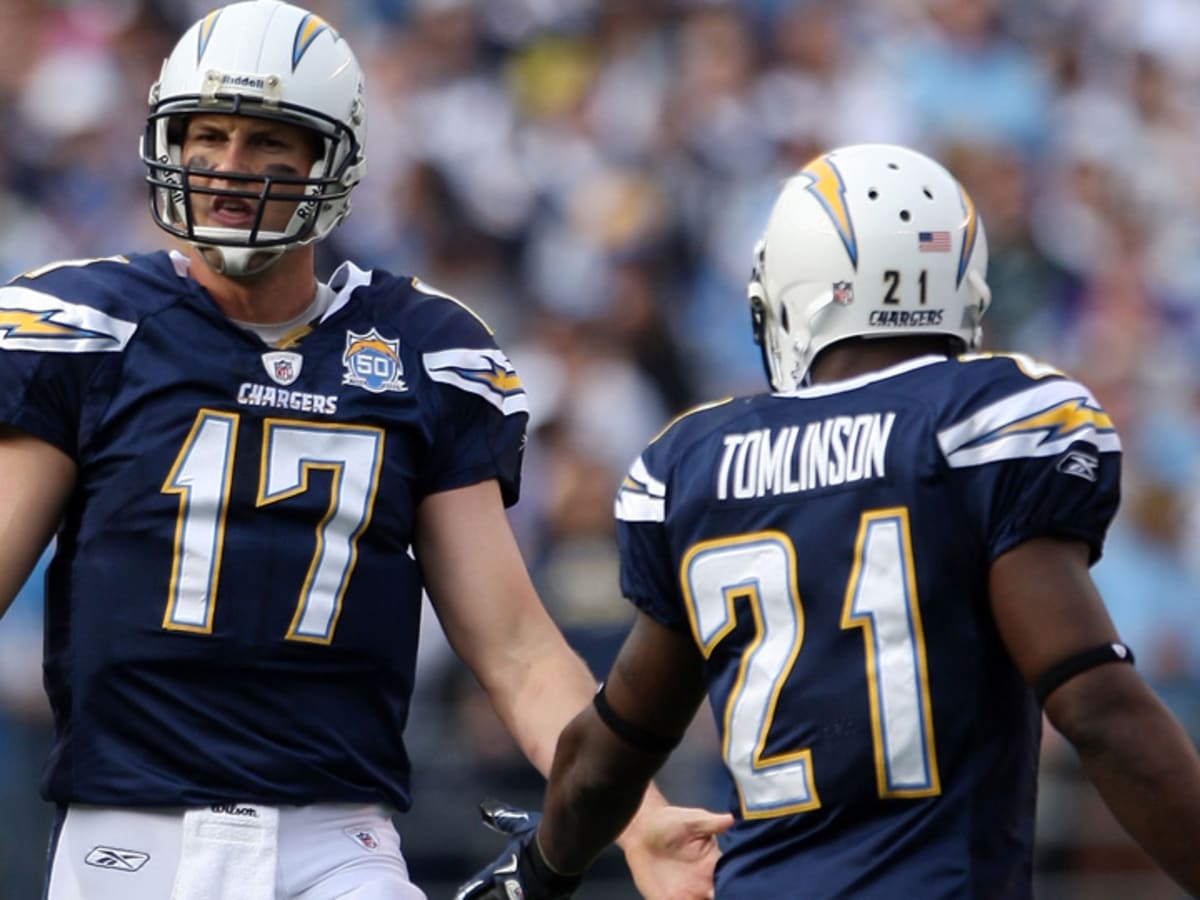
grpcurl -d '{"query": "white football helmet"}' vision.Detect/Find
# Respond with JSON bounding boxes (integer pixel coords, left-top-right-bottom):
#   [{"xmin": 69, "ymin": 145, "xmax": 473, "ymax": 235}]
[
  {"xmin": 748, "ymin": 143, "xmax": 991, "ymax": 391},
  {"xmin": 141, "ymin": 0, "xmax": 366, "ymax": 276}
]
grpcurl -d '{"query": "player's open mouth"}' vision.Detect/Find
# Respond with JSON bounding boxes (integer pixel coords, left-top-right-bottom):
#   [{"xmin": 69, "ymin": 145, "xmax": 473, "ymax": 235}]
[{"xmin": 210, "ymin": 196, "xmax": 256, "ymax": 227}]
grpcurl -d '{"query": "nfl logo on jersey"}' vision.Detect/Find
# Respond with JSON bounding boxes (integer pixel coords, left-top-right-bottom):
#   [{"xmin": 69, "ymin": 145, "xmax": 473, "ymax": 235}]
[
  {"xmin": 832, "ymin": 281, "xmax": 854, "ymax": 305},
  {"xmin": 262, "ymin": 351, "xmax": 304, "ymax": 386}
]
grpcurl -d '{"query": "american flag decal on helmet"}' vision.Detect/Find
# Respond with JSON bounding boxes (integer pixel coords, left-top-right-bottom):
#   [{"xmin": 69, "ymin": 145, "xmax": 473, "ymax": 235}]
[{"xmin": 918, "ymin": 231, "xmax": 951, "ymax": 252}]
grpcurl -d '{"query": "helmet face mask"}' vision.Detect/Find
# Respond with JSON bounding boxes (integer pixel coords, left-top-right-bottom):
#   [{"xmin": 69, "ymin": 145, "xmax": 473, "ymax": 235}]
[
  {"xmin": 141, "ymin": 1, "xmax": 366, "ymax": 277},
  {"xmin": 747, "ymin": 143, "xmax": 991, "ymax": 391}
]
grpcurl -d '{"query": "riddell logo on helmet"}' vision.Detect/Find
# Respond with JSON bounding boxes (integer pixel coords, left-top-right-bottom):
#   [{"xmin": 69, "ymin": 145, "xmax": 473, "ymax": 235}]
[{"xmin": 220, "ymin": 73, "xmax": 267, "ymax": 91}]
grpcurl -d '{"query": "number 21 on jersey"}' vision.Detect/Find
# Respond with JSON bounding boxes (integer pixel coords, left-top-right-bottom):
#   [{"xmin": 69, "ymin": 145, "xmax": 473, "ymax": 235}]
[{"xmin": 680, "ymin": 508, "xmax": 941, "ymax": 819}]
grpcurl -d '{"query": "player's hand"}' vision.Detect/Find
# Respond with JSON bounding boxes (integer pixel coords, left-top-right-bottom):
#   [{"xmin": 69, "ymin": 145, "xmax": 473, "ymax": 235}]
[
  {"xmin": 620, "ymin": 804, "xmax": 734, "ymax": 900},
  {"xmin": 454, "ymin": 799, "xmax": 583, "ymax": 900}
]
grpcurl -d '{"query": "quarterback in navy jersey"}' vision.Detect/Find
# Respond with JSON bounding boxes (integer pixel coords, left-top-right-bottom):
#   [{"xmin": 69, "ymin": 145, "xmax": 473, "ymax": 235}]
[
  {"xmin": 3, "ymin": 251, "xmax": 528, "ymax": 812},
  {"xmin": 0, "ymin": 3, "xmax": 729, "ymax": 899},
  {"xmin": 457, "ymin": 145, "xmax": 1200, "ymax": 900}
]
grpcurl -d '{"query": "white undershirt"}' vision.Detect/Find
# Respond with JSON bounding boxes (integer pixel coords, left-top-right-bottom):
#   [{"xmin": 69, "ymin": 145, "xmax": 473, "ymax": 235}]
[
  {"xmin": 232, "ymin": 281, "xmax": 335, "ymax": 345},
  {"xmin": 166, "ymin": 250, "xmax": 351, "ymax": 346}
]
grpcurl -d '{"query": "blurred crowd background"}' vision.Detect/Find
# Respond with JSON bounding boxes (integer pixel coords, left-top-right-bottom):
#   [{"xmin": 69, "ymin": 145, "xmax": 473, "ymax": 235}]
[{"xmin": 2, "ymin": 0, "xmax": 1200, "ymax": 896}]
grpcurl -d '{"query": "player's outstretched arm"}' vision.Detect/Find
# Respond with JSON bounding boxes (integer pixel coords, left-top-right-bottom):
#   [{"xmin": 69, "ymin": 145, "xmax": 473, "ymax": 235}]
[
  {"xmin": 456, "ymin": 794, "xmax": 733, "ymax": 900},
  {"xmin": 536, "ymin": 612, "xmax": 732, "ymax": 895},
  {"xmin": 0, "ymin": 427, "xmax": 75, "ymax": 617},
  {"xmin": 454, "ymin": 610, "xmax": 731, "ymax": 898},
  {"xmin": 991, "ymin": 536, "xmax": 1200, "ymax": 895},
  {"xmin": 418, "ymin": 483, "xmax": 731, "ymax": 898}
]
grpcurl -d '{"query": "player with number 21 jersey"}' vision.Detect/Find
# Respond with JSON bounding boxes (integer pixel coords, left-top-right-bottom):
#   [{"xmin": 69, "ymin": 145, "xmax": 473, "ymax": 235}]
[{"xmin": 615, "ymin": 351, "xmax": 1120, "ymax": 897}]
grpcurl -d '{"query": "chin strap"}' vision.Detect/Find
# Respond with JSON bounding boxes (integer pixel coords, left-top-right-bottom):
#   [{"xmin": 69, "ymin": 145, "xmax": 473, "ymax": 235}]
[{"xmin": 196, "ymin": 243, "xmax": 287, "ymax": 278}]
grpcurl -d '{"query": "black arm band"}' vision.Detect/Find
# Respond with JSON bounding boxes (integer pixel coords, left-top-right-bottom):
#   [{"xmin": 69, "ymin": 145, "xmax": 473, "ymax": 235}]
[
  {"xmin": 593, "ymin": 683, "xmax": 681, "ymax": 754},
  {"xmin": 1033, "ymin": 642, "xmax": 1135, "ymax": 705}
]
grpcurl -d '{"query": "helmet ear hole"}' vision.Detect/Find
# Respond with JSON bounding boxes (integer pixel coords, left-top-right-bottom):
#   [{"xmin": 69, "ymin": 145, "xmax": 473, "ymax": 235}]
[
  {"xmin": 305, "ymin": 132, "xmax": 327, "ymax": 166},
  {"xmin": 747, "ymin": 292, "xmax": 777, "ymax": 390},
  {"xmin": 167, "ymin": 116, "xmax": 188, "ymax": 146},
  {"xmin": 749, "ymin": 293, "xmax": 767, "ymax": 346},
  {"xmin": 780, "ymin": 304, "xmax": 791, "ymax": 333}
]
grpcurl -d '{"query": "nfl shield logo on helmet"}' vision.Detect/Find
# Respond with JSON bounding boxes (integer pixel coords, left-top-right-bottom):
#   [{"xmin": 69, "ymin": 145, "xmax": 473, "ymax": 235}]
[
  {"xmin": 262, "ymin": 351, "xmax": 303, "ymax": 386},
  {"xmin": 832, "ymin": 281, "xmax": 854, "ymax": 306},
  {"xmin": 342, "ymin": 328, "xmax": 406, "ymax": 394}
]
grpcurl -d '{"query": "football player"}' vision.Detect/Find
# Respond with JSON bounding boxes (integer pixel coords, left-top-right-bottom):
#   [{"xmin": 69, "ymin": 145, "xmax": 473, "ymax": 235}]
[
  {"xmin": 0, "ymin": 2, "xmax": 729, "ymax": 898},
  {"xmin": 456, "ymin": 144, "xmax": 1200, "ymax": 899}
]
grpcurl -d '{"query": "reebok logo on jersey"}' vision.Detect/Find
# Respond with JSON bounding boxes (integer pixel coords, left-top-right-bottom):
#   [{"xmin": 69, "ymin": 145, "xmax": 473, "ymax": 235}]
[
  {"xmin": 1057, "ymin": 449, "xmax": 1099, "ymax": 482},
  {"xmin": 85, "ymin": 846, "xmax": 150, "ymax": 872}
]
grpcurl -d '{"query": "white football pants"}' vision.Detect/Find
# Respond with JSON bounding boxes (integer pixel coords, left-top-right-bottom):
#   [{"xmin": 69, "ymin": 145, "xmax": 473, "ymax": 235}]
[{"xmin": 45, "ymin": 802, "xmax": 427, "ymax": 900}]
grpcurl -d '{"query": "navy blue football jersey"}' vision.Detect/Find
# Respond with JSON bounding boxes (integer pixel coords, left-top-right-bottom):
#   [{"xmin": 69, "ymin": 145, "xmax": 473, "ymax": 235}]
[
  {"xmin": 0, "ymin": 251, "xmax": 528, "ymax": 810},
  {"xmin": 615, "ymin": 354, "xmax": 1122, "ymax": 899}
]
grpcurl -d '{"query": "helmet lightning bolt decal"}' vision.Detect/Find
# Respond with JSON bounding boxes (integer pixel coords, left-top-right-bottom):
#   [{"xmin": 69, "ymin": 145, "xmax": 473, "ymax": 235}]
[
  {"xmin": 957, "ymin": 186, "xmax": 978, "ymax": 287},
  {"xmin": 800, "ymin": 155, "xmax": 858, "ymax": 269},
  {"xmin": 293, "ymin": 14, "xmax": 333, "ymax": 70},
  {"xmin": 196, "ymin": 10, "xmax": 222, "ymax": 64}
]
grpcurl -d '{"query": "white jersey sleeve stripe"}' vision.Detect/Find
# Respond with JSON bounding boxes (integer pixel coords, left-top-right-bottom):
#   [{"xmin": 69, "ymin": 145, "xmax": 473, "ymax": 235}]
[
  {"xmin": 422, "ymin": 347, "xmax": 528, "ymax": 416},
  {"xmin": 0, "ymin": 286, "xmax": 137, "ymax": 353},
  {"xmin": 938, "ymin": 379, "xmax": 1121, "ymax": 469},
  {"xmin": 615, "ymin": 456, "xmax": 666, "ymax": 523}
]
